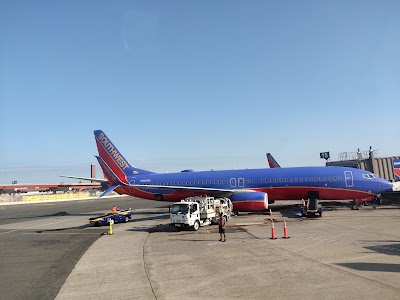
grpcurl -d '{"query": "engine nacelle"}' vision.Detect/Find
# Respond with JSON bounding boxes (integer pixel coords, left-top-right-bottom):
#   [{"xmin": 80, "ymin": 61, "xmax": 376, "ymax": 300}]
[{"xmin": 230, "ymin": 191, "xmax": 268, "ymax": 212}]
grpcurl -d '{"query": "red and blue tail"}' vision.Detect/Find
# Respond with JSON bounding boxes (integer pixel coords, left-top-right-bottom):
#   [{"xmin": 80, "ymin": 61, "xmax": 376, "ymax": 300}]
[
  {"xmin": 94, "ymin": 130, "xmax": 154, "ymax": 196},
  {"xmin": 266, "ymin": 153, "xmax": 281, "ymax": 168}
]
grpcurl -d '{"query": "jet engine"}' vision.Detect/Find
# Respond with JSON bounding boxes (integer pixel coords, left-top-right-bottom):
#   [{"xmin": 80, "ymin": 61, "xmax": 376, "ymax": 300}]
[{"xmin": 230, "ymin": 191, "xmax": 268, "ymax": 212}]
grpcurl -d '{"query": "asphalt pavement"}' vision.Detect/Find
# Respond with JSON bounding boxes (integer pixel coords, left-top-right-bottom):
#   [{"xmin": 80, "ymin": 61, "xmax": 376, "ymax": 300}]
[
  {"xmin": 1, "ymin": 198, "xmax": 400, "ymax": 300},
  {"xmin": 0, "ymin": 196, "xmax": 168, "ymax": 300}
]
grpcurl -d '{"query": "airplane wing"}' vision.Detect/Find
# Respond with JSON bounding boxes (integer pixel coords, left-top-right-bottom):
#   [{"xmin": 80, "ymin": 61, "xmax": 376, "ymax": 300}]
[
  {"xmin": 129, "ymin": 183, "xmax": 237, "ymax": 193},
  {"xmin": 60, "ymin": 175, "xmax": 108, "ymax": 183},
  {"xmin": 126, "ymin": 183, "xmax": 249, "ymax": 198}
]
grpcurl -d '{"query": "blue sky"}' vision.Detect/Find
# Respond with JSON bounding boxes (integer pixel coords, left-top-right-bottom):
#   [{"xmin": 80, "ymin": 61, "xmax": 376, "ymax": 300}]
[{"xmin": 1, "ymin": 0, "xmax": 399, "ymax": 183}]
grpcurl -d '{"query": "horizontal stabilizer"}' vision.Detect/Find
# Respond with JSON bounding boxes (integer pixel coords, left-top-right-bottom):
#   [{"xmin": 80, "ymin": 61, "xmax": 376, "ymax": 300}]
[
  {"xmin": 100, "ymin": 184, "xmax": 119, "ymax": 197},
  {"xmin": 60, "ymin": 175, "xmax": 108, "ymax": 183}
]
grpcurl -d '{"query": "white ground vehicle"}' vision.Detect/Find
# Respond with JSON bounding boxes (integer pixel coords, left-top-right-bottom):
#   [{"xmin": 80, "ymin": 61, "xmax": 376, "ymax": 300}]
[{"xmin": 169, "ymin": 196, "xmax": 233, "ymax": 231}]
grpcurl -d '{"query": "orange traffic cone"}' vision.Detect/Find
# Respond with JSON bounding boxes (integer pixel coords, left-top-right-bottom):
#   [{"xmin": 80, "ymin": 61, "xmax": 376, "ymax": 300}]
[
  {"xmin": 283, "ymin": 219, "xmax": 290, "ymax": 239},
  {"xmin": 270, "ymin": 220, "xmax": 277, "ymax": 239}
]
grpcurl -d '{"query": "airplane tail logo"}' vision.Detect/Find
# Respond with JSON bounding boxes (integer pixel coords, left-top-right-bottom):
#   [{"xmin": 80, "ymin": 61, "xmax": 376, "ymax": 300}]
[
  {"xmin": 94, "ymin": 130, "xmax": 154, "ymax": 185},
  {"xmin": 266, "ymin": 153, "xmax": 281, "ymax": 168}
]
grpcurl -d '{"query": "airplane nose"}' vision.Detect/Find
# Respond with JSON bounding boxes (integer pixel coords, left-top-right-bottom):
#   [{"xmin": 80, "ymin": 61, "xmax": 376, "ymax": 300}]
[{"xmin": 379, "ymin": 180, "xmax": 393, "ymax": 192}]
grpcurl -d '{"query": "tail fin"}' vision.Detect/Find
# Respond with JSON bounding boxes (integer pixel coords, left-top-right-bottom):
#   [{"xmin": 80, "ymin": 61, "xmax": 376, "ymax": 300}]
[
  {"xmin": 266, "ymin": 153, "xmax": 281, "ymax": 168},
  {"xmin": 94, "ymin": 130, "xmax": 154, "ymax": 186}
]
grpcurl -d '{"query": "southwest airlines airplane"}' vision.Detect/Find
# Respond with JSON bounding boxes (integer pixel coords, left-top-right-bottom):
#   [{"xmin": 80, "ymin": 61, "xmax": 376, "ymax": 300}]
[{"xmin": 65, "ymin": 130, "xmax": 393, "ymax": 212}]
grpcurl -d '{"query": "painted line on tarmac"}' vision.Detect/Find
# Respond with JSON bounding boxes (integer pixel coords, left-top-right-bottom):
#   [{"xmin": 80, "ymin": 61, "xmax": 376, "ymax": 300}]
[
  {"xmin": 0, "ymin": 217, "xmax": 83, "ymax": 235},
  {"xmin": 154, "ymin": 213, "xmax": 169, "ymax": 217},
  {"xmin": 22, "ymin": 232, "xmax": 101, "ymax": 235}
]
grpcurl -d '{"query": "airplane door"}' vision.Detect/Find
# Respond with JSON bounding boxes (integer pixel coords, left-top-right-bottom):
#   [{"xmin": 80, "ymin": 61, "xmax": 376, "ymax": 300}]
[
  {"xmin": 238, "ymin": 178, "xmax": 244, "ymax": 187},
  {"xmin": 344, "ymin": 171, "xmax": 354, "ymax": 187},
  {"xmin": 230, "ymin": 178, "xmax": 236, "ymax": 187}
]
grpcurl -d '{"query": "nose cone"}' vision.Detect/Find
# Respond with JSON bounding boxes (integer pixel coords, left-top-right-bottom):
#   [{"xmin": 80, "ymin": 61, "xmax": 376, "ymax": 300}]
[{"xmin": 378, "ymin": 179, "xmax": 393, "ymax": 193}]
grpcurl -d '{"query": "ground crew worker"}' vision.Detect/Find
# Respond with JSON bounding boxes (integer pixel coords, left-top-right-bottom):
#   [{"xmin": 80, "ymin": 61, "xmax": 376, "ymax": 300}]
[
  {"xmin": 112, "ymin": 205, "xmax": 118, "ymax": 212},
  {"xmin": 218, "ymin": 213, "xmax": 226, "ymax": 242}
]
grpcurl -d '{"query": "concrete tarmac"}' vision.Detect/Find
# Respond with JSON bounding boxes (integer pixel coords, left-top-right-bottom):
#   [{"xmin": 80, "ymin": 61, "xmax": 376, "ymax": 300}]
[{"xmin": 55, "ymin": 204, "xmax": 400, "ymax": 300}]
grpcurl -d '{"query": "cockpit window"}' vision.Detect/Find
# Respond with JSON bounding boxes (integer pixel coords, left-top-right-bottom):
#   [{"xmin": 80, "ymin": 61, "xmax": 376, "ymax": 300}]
[{"xmin": 363, "ymin": 174, "xmax": 376, "ymax": 179}]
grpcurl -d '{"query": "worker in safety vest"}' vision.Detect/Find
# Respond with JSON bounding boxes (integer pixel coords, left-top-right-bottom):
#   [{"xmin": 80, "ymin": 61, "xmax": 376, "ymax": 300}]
[{"xmin": 112, "ymin": 205, "xmax": 119, "ymax": 213}]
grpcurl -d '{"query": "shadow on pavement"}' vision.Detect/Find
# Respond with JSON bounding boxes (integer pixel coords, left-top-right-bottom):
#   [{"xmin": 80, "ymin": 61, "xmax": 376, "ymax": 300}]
[
  {"xmin": 365, "ymin": 243, "xmax": 400, "ymax": 256},
  {"xmin": 337, "ymin": 262, "xmax": 400, "ymax": 272}
]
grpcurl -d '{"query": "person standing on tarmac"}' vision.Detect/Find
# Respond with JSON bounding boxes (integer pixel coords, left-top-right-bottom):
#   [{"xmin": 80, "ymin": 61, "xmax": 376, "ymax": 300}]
[
  {"xmin": 112, "ymin": 205, "xmax": 118, "ymax": 213},
  {"xmin": 218, "ymin": 213, "xmax": 226, "ymax": 242}
]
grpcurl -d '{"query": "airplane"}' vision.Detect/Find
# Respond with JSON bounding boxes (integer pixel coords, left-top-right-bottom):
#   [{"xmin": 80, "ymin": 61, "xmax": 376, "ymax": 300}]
[
  {"xmin": 266, "ymin": 153, "xmax": 281, "ymax": 168},
  {"xmin": 63, "ymin": 130, "xmax": 394, "ymax": 212}
]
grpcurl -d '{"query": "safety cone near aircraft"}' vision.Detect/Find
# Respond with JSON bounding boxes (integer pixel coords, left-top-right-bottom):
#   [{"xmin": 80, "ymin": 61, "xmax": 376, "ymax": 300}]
[
  {"xmin": 270, "ymin": 220, "xmax": 277, "ymax": 240},
  {"xmin": 283, "ymin": 219, "xmax": 290, "ymax": 239}
]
